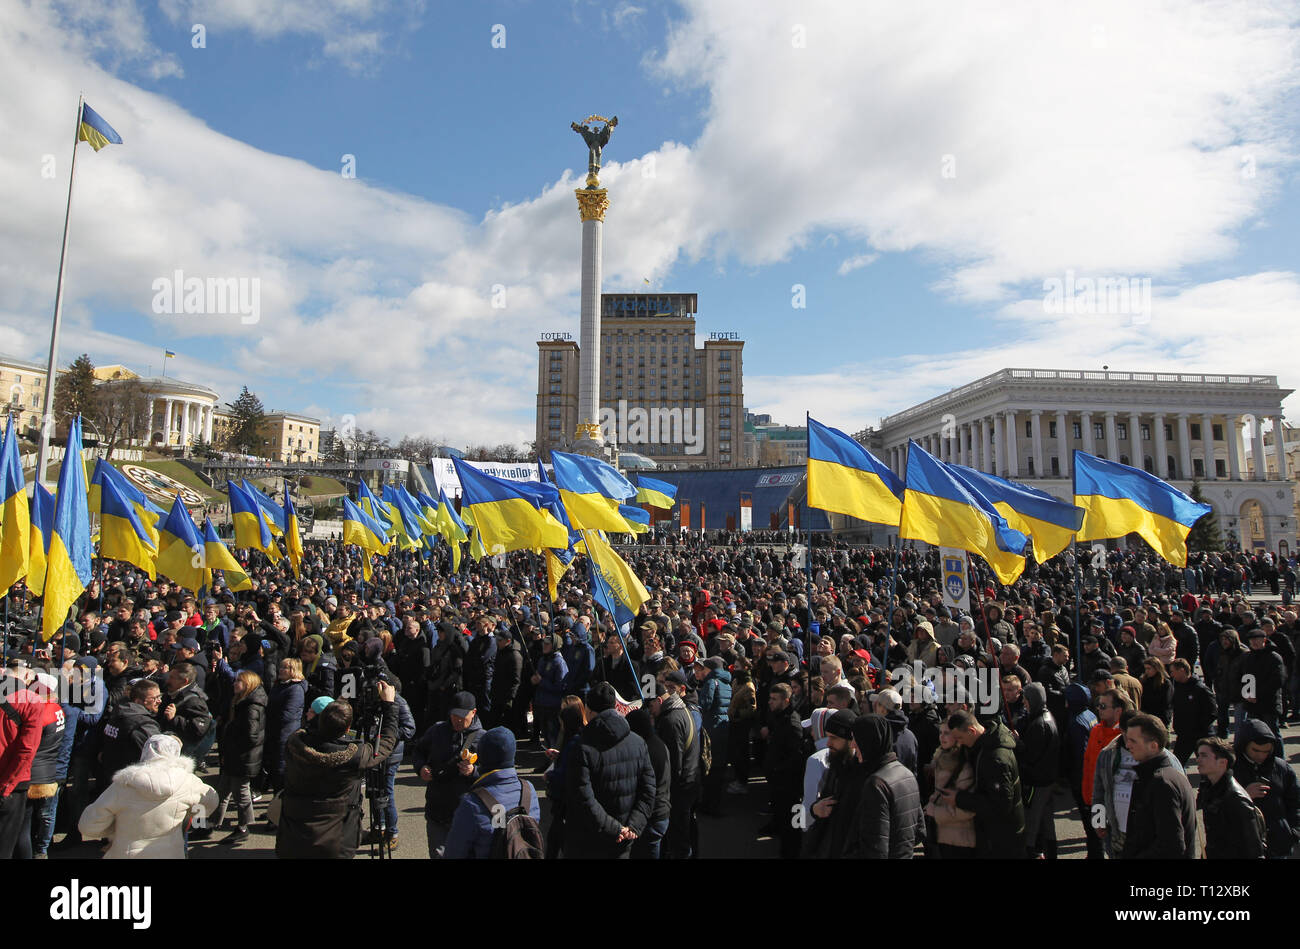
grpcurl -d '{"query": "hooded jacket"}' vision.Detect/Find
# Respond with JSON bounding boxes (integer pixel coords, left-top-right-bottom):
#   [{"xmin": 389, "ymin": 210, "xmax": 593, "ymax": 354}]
[
  {"xmin": 160, "ymin": 684, "xmax": 212, "ymax": 756},
  {"xmin": 265, "ymin": 678, "xmax": 309, "ymax": 779},
  {"xmin": 1016, "ymin": 683, "xmax": 1060, "ymax": 788},
  {"xmin": 658, "ymin": 693, "xmax": 702, "ymax": 789},
  {"xmin": 882, "ymin": 709, "xmax": 918, "ymax": 775},
  {"xmin": 953, "ymin": 720, "xmax": 1025, "ymax": 858},
  {"xmin": 99, "ymin": 701, "xmax": 162, "ymax": 780},
  {"xmin": 564, "ymin": 708, "xmax": 657, "ymax": 858},
  {"xmin": 275, "ymin": 700, "xmax": 398, "ymax": 859},
  {"xmin": 696, "ymin": 666, "xmax": 732, "ymax": 731},
  {"xmin": 78, "ymin": 736, "xmax": 218, "ymax": 859},
  {"xmin": 1233, "ymin": 719, "xmax": 1300, "ymax": 857},
  {"xmin": 842, "ymin": 714, "xmax": 923, "ymax": 859},
  {"xmin": 561, "ymin": 625, "xmax": 596, "ymax": 697}
]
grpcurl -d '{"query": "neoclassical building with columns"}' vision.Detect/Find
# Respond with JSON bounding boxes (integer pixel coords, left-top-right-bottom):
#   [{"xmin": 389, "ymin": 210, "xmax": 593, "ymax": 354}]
[
  {"xmin": 862, "ymin": 368, "xmax": 1296, "ymax": 556},
  {"xmin": 94, "ymin": 365, "xmax": 220, "ymax": 448}
]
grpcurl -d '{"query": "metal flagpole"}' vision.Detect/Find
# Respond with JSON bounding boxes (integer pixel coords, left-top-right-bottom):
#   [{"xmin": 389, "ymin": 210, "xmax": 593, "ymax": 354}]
[
  {"xmin": 1070, "ymin": 452, "xmax": 1083, "ymax": 683},
  {"xmin": 36, "ymin": 95, "xmax": 85, "ymax": 490},
  {"xmin": 581, "ymin": 530, "xmax": 643, "ymax": 701}
]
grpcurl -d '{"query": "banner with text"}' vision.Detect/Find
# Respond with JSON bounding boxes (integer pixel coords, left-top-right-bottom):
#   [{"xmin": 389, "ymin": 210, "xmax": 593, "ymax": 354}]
[{"xmin": 940, "ymin": 547, "xmax": 971, "ymax": 615}]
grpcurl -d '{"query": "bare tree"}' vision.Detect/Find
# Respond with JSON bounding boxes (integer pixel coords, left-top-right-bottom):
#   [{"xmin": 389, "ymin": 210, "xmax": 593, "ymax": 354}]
[{"xmin": 93, "ymin": 379, "xmax": 152, "ymax": 458}]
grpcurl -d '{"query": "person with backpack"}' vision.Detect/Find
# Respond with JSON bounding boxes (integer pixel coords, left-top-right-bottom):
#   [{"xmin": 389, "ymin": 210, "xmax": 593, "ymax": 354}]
[
  {"xmin": 694, "ymin": 657, "xmax": 731, "ymax": 817},
  {"xmin": 442, "ymin": 726, "xmax": 543, "ymax": 859}
]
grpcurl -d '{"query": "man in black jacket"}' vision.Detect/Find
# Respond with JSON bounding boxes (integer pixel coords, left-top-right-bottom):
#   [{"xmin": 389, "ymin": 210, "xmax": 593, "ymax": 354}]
[
  {"xmin": 592, "ymin": 634, "xmax": 644, "ymax": 701},
  {"xmin": 276, "ymin": 683, "xmax": 398, "ymax": 860},
  {"xmin": 409, "ymin": 691, "xmax": 484, "ymax": 858},
  {"xmin": 159, "ymin": 664, "xmax": 213, "ymax": 761},
  {"xmin": 1121, "ymin": 713, "xmax": 1197, "ymax": 858},
  {"xmin": 1195, "ymin": 737, "xmax": 1264, "ymax": 859},
  {"xmin": 1237, "ymin": 628, "xmax": 1286, "ymax": 749},
  {"xmin": 654, "ymin": 671, "xmax": 701, "ymax": 859},
  {"xmin": 488, "ymin": 628, "xmax": 524, "ymax": 735},
  {"xmin": 1016, "ymin": 683, "xmax": 1060, "ymax": 858},
  {"xmin": 564, "ymin": 683, "xmax": 656, "ymax": 859},
  {"xmin": 392, "ymin": 616, "xmax": 431, "ymax": 732},
  {"xmin": 942, "ymin": 709, "xmax": 1025, "ymax": 858},
  {"xmin": 761, "ymin": 680, "xmax": 804, "ymax": 859},
  {"xmin": 626, "ymin": 707, "xmax": 671, "ymax": 860},
  {"xmin": 462, "ymin": 617, "xmax": 497, "ymax": 718},
  {"xmin": 842, "ymin": 713, "xmax": 923, "ymax": 858},
  {"xmin": 98, "ymin": 679, "xmax": 162, "ymax": 780},
  {"xmin": 1169, "ymin": 659, "xmax": 1216, "ymax": 764}
]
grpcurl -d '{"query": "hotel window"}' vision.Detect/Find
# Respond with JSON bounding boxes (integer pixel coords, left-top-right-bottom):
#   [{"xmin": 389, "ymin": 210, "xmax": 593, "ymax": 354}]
[{"xmin": 720, "ymin": 385, "xmax": 731, "ymax": 394}]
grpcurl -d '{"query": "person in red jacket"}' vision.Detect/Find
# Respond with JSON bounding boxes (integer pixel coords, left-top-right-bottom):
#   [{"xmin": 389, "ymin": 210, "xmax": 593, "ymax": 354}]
[{"xmin": 0, "ymin": 665, "xmax": 48, "ymax": 858}]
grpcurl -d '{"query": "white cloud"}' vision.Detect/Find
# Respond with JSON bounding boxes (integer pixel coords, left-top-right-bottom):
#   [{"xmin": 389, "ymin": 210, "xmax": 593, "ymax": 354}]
[{"xmin": 837, "ymin": 253, "xmax": 878, "ymax": 276}]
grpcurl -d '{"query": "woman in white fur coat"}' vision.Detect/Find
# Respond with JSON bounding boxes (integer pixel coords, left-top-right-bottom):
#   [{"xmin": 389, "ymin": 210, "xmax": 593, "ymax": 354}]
[{"xmin": 79, "ymin": 733, "xmax": 219, "ymax": 859}]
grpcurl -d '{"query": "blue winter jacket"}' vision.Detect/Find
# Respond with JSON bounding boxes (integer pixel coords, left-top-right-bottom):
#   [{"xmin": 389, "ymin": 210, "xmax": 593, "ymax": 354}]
[
  {"xmin": 387, "ymin": 693, "xmax": 418, "ymax": 767},
  {"xmin": 535, "ymin": 652, "xmax": 569, "ymax": 709},
  {"xmin": 442, "ymin": 768, "xmax": 540, "ymax": 859},
  {"xmin": 697, "ymin": 668, "xmax": 732, "ymax": 730}
]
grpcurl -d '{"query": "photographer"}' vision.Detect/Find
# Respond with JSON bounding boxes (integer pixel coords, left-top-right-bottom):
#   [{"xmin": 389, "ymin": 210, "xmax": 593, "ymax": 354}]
[{"xmin": 275, "ymin": 681, "xmax": 399, "ymax": 860}]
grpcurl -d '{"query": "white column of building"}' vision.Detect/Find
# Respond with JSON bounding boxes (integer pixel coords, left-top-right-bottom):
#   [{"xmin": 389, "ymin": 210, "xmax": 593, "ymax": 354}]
[
  {"xmin": 1056, "ymin": 410, "xmax": 1070, "ymax": 478},
  {"xmin": 179, "ymin": 399, "xmax": 192, "ymax": 445},
  {"xmin": 1178, "ymin": 414, "xmax": 1193, "ymax": 480},
  {"xmin": 962, "ymin": 423, "xmax": 972, "ymax": 467},
  {"xmin": 979, "ymin": 418, "xmax": 990, "ymax": 473},
  {"xmin": 1129, "ymin": 412, "xmax": 1142, "ymax": 470},
  {"xmin": 1005, "ymin": 410, "xmax": 1019, "ymax": 477},
  {"xmin": 163, "ymin": 399, "xmax": 174, "ymax": 445},
  {"xmin": 1081, "ymin": 411, "xmax": 1095, "ymax": 456},
  {"xmin": 1201, "ymin": 413, "xmax": 1216, "ymax": 480},
  {"xmin": 1153, "ymin": 412, "xmax": 1167, "ymax": 479},
  {"xmin": 1030, "ymin": 410, "xmax": 1043, "ymax": 478},
  {"xmin": 204, "ymin": 405, "xmax": 214, "ymax": 443},
  {"xmin": 1104, "ymin": 411, "xmax": 1119, "ymax": 462},
  {"xmin": 1252, "ymin": 417, "xmax": 1267, "ymax": 480},
  {"xmin": 992, "ymin": 414, "xmax": 1005, "ymax": 476},
  {"xmin": 1227, "ymin": 415, "xmax": 1242, "ymax": 481},
  {"xmin": 1274, "ymin": 416, "xmax": 1289, "ymax": 480},
  {"xmin": 145, "ymin": 400, "xmax": 155, "ymax": 445}
]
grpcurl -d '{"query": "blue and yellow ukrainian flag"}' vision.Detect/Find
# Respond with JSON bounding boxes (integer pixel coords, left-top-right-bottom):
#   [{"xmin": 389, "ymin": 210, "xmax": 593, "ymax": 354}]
[
  {"xmin": 949, "ymin": 465, "xmax": 1084, "ymax": 563},
  {"xmin": 97, "ymin": 474, "xmax": 156, "ymax": 580},
  {"xmin": 582, "ymin": 529, "xmax": 650, "ymax": 637},
  {"xmin": 1073, "ymin": 450, "xmax": 1211, "ymax": 568},
  {"xmin": 900, "ymin": 441, "xmax": 1029, "ymax": 586},
  {"xmin": 618, "ymin": 504, "xmax": 651, "ymax": 534},
  {"xmin": 77, "ymin": 102, "xmax": 123, "ymax": 152},
  {"xmin": 381, "ymin": 484, "xmax": 423, "ymax": 551},
  {"xmin": 635, "ymin": 475, "xmax": 677, "ymax": 510},
  {"xmin": 202, "ymin": 518, "xmax": 252, "ymax": 591},
  {"xmin": 241, "ymin": 479, "xmax": 286, "ymax": 535},
  {"xmin": 358, "ymin": 481, "xmax": 393, "ymax": 533},
  {"xmin": 27, "ymin": 483, "xmax": 55, "ymax": 596},
  {"xmin": 807, "ymin": 416, "xmax": 904, "ymax": 526},
  {"xmin": 227, "ymin": 480, "xmax": 281, "ymax": 562},
  {"xmin": 550, "ymin": 450, "xmax": 636, "ymax": 532},
  {"xmin": 431, "ymin": 488, "xmax": 468, "ymax": 573},
  {"xmin": 343, "ymin": 497, "xmax": 391, "ymax": 581},
  {"xmin": 155, "ymin": 495, "xmax": 205, "ymax": 592},
  {"xmin": 89, "ymin": 458, "xmax": 164, "ymax": 549},
  {"xmin": 283, "ymin": 486, "xmax": 304, "ymax": 579},
  {"xmin": 0, "ymin": 416, "xmax": 30, "ymax": 595},
  {"xmin": 42, "ymin": 417, "xmax": 93, "ymax": 641},
  {"xmin": 452, "ymin": 457, "xmax": 569, "ymax": 555}
]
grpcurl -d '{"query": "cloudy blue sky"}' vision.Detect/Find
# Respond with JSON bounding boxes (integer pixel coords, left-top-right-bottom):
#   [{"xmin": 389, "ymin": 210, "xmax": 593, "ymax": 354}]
[{"xmin": 3, "ymin": 0, "xmax": 1299, "ymax": 447}]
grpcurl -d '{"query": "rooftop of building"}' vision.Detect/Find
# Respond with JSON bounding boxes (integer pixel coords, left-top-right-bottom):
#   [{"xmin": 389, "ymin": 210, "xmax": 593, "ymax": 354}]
[{"xmin": 882, "ymin": 367, "xmax": 1291, "ymax": 428}]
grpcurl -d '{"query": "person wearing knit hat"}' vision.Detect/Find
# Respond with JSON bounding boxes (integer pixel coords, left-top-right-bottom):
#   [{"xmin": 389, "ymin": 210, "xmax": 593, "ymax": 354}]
[
  {"xmin": 441, "ymin": 726, "xmax": 541, "ymax": 859},
  {"xmin": 803, "ymin": 708, "xmax": 860, "ymax": 857},
  {"xmin": 800, "ymin": 707, "xmax": 837, "ymax": 829}
]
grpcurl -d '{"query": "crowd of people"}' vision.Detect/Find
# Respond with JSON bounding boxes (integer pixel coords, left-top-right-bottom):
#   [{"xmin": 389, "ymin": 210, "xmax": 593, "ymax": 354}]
[{"xmin": 0, "ymin": 524, "xmax": 1296, "ymax": 860}]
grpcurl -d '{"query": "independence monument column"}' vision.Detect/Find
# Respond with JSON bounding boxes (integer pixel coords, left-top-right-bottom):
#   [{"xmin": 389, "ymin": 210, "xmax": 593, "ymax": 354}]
[{"xmin": 570, "ymin": 114, "xmax": 617, "ymax": 458}]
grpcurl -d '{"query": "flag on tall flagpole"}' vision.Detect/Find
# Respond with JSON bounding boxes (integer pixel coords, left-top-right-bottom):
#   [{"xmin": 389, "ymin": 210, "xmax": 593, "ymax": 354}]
[
  {"xmin": 283, "ymin": 483, "xmax": 304, "ymax": 579},
  {"xmin": 202, "ymin": 518, "xmax": 252, "ymax": 591},
  {"xmin": 0, "ymin": 415, "xmax": 31, "ymax": 595},
  {"xmin": 155, "ymin": 494, "xmax": 205, "ymax": 592},
  {"xmin": 77, "ymin": 102, "xmax": 123, "ymax": 152},
  {"xmin": 42, "ymin": 416, "xmax": 93, "ymax": 640},
  {"xmin": 97, "ymin": 473, "xmax": 157, "ymax": 580},
  {"xmin": 948, "ymin": 465, "xmax": 1084, "ymax": 563},
  {"xmin": 27, "ymin": 483, "xmax": 55, "ymax": 596}
]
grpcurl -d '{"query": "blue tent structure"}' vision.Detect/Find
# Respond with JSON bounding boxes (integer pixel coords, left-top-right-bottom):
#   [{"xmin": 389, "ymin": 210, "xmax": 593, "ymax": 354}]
[{"xmin": 629, "ymin": 466, "xmax": 830, "ymax": 531}]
